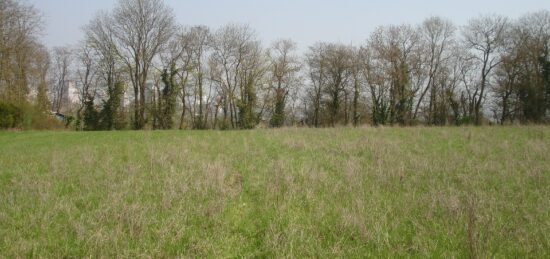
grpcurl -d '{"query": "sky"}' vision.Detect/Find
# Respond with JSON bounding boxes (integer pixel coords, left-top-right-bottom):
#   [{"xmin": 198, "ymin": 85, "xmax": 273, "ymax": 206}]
[{"xmin": 30, "ymin": 0, "xmax": 550, "ymax": 51}]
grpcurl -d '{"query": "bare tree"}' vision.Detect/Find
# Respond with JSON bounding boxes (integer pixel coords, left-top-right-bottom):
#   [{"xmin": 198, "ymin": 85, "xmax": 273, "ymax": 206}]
[
  {"xmin": 304, "ymin": 43, "xmax": 356, "ymax": 127},
  {"xmin": 210, "ymin": 24, "xmax": 264, "ymax": 129},
  {"xmin": 32, "ymin": 44, "xmax": 51, "ymax": 113},
  {"xmin": 186, "ymin": 26, "xmax": 212, "ymax": 129},
  {"xmin": 50, "ymin": 46, "xmax": 72, "ymax": 113},
  {"xmin": 305, "ymin": 43, "xmax": 328, "ymax": 127},
  {"xmin": 83, "ymin": 11, "xmax": 131, "ymax": 130},
  {"xmin": 74, "ymin": 43, "xmax": 98, "ymax": 129},
  {"xmin": 366, "ymin": 25, "xmax": 420, "ymax": 125},
  {"xmin": 361, "ymin": 46, "xmax": 389, "ymax": 126},
  {"xmin": 323, "ymin": 44, "xmax": 353, "ymax": 126},
  {"xmin": 349, "ymin": 46, "xmax": 366, "ymax": 126},
  {"xmin": 415, "ymin": 17, "xmax": 456, "ymax": 124},
  {"xmin": 84, "ymin": 11, "xmax": 119, "ymax": 99},
  {"xmin": 267, "ymin": 39, "xmax": 301, "ymax": 127},
  {"xmin": 166, "ymin": 27, "xmax": 194, "ymax": 129},
  {"xmin": 463, "ymin": 15, "xmax": 509, "ymax": 125},
  {"xmin": 0, "ymin": 0, "xmax": 44, "ymax": 103},
  {"xmin": 154, "ymin": 26, "xmax": 192, "ymax": 130},
  {"xmin": 237, "ymin": 38, "xmax": 266, "ymax": 129},
  {"xmin": 111, "ymin": 0, "xmax": 176, "ymax": 129}
]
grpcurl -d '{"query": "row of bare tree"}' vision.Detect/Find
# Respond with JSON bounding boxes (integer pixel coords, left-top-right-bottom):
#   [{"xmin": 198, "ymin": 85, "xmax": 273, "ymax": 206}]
[
  {"xmin": 2, "ymin": 0, "xmax": 549, "ymax": 130},
  {"xmin": 68, "ymin": 0, "xmax": 305, "ymax": 130},
  {"xmin": 304, "ymin": 13, "xmax": 550, "ymax": 126}
]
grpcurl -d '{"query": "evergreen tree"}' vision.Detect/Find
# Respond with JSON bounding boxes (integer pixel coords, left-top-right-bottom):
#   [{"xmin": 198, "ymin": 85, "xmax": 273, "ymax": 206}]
[
  {"xmin": 238, "ymin": 77, "xmax": 258, "ymax": 129},
  {"xmin": 158, "ymin": 64, "xmax": 178, "ymax": 129},
  {"xmin": 270, "ymin": 88, "xmax": 286, "ymax": 127},
  {"xmin": 83, "ymin": 97, "xmax": 99, "ymax": 131},
  {"xmin": 100, "ymin": 81, "xmax": 125, "ymax": 130}
]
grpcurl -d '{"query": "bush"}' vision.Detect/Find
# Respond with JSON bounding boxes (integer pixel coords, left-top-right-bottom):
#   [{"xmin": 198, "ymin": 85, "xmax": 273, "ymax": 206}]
[
  {"xmin": 0, "ymin": 103, "xmax": 23, "ymax": 129},
  {"xmin": 31, "ymin": 113, "xmax": 65, "ymax": 130},
  {"xmin": 0, "ymin": 102, "xmax": 64, "ymax": 130}
]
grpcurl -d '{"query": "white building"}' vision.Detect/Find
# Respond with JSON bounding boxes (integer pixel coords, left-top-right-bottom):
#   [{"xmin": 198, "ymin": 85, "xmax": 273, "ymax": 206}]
[
  {"xmin": 62, "ymin": 80, "xmax": 80, "ymax": 105},
  {"xmin": 54, "ymin": 80, "xmax": 79, "ymax": 112}
]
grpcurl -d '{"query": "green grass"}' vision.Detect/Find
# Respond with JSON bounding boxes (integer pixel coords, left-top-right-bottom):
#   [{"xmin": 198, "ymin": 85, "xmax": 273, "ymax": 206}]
[{"xmin": 1, "ymin": 127, "xmax": 549, "ymax": 258}]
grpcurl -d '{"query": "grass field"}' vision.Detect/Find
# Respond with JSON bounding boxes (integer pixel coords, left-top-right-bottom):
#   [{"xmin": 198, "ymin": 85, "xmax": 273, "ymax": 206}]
[{"xmin": 0, "ymin": 127, "xmax": 549, "ymax": 258}]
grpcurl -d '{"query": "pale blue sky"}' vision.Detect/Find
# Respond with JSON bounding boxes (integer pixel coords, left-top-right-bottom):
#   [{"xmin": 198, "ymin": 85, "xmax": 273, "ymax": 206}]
[{"xmin": 30, "ymin": 0, "xmax": 550, "ymax": 50}]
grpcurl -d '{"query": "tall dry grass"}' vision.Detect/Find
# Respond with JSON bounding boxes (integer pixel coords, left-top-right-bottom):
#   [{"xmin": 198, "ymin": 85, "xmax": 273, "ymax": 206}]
[{"xmin": 0, "ymin": 126, "xmax": 548, "ymax": 257}]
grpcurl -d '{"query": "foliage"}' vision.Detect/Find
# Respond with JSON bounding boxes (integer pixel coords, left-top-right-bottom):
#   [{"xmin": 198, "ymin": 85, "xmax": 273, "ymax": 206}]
[
  {"xmin": 0, "ymin": 102, "xmax": 63, "ymax": 130},
  {"xmin": 82, "ymin": 97, "xmax": 100, "ymax": 131},
  {"xmin": 270, "ymin": 90, "xmax": 286, "ymax": 127},
  {"xmin": 81, "ymin": 82, "xmax": 126, "ymax": 131},
  {"xmin": 157, "ymin": 64, "xmax": 179, "ymax": 129},
  {"xmin": 237, "ymin": 79, "xmax": 259, "ymax": 129},
  {"xmin": 4, "ymin": 1, "xmax": 550, "ymax": 130},
  {"xmin": 99, "ymin": 82, "xmax": 125, "ymax": 130},
  {"xmin": 0, "ymin": 103, "xmax": 24, "ymax": 129}
]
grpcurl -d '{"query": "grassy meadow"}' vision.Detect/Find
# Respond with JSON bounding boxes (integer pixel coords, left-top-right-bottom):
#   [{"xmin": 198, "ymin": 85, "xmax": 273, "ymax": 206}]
[{"xmin": 0, "ymin": 126, "xmax": 549, "ymax": 258}]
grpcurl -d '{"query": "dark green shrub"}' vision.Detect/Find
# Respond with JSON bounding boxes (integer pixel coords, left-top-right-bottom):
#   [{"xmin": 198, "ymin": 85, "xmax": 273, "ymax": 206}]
[
  {"xmin": 0, "ymin": 102, "xmax": 64, "ymax": 130},
  {"xmin": 0, "ymin": 103, "xmax": 23, "ymax": 129}
]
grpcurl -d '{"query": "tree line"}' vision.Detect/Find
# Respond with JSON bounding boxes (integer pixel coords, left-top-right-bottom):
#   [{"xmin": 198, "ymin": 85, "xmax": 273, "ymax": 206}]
[{"xmin": 1, "ymin": 0, "xmax": 549, "ymax": 130}]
